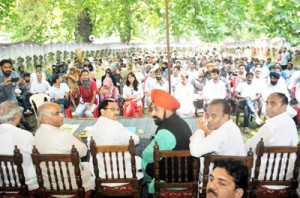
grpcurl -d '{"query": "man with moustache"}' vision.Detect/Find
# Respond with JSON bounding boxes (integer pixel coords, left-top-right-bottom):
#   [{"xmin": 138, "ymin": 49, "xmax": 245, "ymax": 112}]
[
  {"xmin": 142, "ymin": 89, "xmax": 192, "ymax": 193},
  {"xmin": 190, "ymin": 99, "xmax": 245, "ymax": 157},
  {"xmin": 234, "ymin": 72, "xmax": 263, "ymax": 134},
  {"xmin": 88, "ymin": 100, "xmax": 142, "ymax": 186},
  {"xmin": 0, "ymin": 59, "xmax": 27, "ymax": 104},
  {"xmin": 152, "ymin": 69, "xmax": 169, "ymax": 92},
  {"xmin": 206, "ymin": 159, "xmax": 248, "ymax": 198}
]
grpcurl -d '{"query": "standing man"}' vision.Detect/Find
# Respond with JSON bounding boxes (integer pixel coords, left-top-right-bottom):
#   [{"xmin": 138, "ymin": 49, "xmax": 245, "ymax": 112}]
[
  {"xmin": 142, "ymin": 89, "xmax": 192, "ymax": 193},
  {"xmin": 34, "ymin": 102, "xmax": 95, "ymax": 192}
]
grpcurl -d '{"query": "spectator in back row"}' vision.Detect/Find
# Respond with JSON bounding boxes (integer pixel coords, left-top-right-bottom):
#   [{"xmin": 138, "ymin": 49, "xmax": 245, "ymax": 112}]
[
  {"xmin": 48, "ymin": 75, "xmax": 71, "ymax": 115},
  {"xmin": 30, "ymin": 64, "xmax": 45, "ymax": 83},
  {"xmin": 75, "ymin": 69, "xmax": 98, "ymax": 118},
  {"xmin": 29, "ymin": 72, "xmax": 51, "ymax": 94}
]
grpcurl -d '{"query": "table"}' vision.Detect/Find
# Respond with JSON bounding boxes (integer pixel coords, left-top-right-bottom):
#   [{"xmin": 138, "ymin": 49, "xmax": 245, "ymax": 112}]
[{"xmin": 64, "ymin": 117, "xmax": 200, "ymax": 156}]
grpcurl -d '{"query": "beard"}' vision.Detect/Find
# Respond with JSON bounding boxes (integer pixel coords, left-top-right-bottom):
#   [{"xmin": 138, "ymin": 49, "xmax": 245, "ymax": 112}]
[
  {"xmin": 270, "ymin": 81, "xmax": 278, "ymax": 86},
  {"xmin": 156, "ymin": 76, "xmax": 162, "ymax": 80},
  {"xmin": 153, "ymin": 116, "xmax": 164, "ymax": 125}
]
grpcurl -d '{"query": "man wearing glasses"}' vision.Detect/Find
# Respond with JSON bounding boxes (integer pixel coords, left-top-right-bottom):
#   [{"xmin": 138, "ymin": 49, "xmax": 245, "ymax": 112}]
[{"xmin": 88, "ymin": 100, "xmax": 142, "ymax": 186}]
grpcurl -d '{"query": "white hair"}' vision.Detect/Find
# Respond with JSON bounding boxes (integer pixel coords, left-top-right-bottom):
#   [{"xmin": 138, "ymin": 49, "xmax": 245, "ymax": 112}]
[
  {"xmin": 37, "ymin": 102, "xmax": 59, "ymax": 121},
  {"xmin": 0, "ymin": 101, "xmax": 23, "ymax": 124}
]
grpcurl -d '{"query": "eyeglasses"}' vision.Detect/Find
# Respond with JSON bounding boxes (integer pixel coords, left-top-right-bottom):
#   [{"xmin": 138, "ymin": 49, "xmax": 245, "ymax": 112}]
[{"xmin": 104, "ymin": 107, "xmax": 120, "ymax": 112}]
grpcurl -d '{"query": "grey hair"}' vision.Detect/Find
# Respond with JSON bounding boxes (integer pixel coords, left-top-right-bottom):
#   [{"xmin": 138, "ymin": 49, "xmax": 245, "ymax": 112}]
[
  {"xmin": 0, "ymin": 101, "xmax": 23, "ymax": 124},
  {"xmin": 37, "ymin": 102, "xmax": 59, "ymax": 121}
]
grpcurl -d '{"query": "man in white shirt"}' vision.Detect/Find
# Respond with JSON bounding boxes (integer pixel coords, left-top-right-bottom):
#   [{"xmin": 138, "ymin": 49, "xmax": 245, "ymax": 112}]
[
  {"xmin": 34, "ymin": 102, "xmax": 94, "ymax": 192},
  {"xmin": 245, "ymin": 93, "xmax": 298, "ymax": 189},
  {"xmin": 89, "ymin": 100, "xmax": 142, "ymax": 186},
  {"xmin": 144, "ymin": 68, "xmax": 157, "ymax": 109},
  {"xmin": 30, "ymin": 65, "xmax": 46, "ymax": 83},
  {"xmin": 186, "ymin": 60, "xmax": 198, "ymax": 82},
  {"xmin": 234, "ymin": 72, "xmax": 263, "ymax": 134},
  {"xmin": 48, "ymin": 75, "xmax": 70, "ymax": 114},
  {"xmin": 262, "ymin": 72, "xmax": 296, "ymax": 118},
  {"xmin": 0, "ymin": 101, "xmax": 38, "ymax": 191},
  {"xmin": 29, "ymin": 72, "xmax": 51, "ymax": 94},
  {"xmin": 152, "ymin": 69, "xmax": 169, "ymax": 92},
  {"xmin": 203, "ymin": 69, "xmax": 226, "ymax": 109},
  {"xmin": 190, "ymin": 99, "xmax": 246, "ymax": 157},
  {"xmin": 174, "ymin": 72, "xmax": 195, "ymax": 117}
]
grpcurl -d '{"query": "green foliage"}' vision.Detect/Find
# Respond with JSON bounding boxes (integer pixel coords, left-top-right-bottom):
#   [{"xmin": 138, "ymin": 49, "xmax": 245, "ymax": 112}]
[{"xmin": 0, "ymin": 0, "xmax": 299, "ymax": 45}]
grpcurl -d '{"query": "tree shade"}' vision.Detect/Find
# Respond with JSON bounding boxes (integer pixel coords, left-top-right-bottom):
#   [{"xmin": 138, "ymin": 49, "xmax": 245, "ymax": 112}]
[{"xmin": 0, "ymin": 0, "xmax": 299, "ymax": 45}]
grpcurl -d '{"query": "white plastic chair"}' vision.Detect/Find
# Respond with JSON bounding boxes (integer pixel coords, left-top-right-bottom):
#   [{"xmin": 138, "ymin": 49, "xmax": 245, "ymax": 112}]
[{"xmin": 29, "ymin": 93, "xmax": 51, "ymax": 127}]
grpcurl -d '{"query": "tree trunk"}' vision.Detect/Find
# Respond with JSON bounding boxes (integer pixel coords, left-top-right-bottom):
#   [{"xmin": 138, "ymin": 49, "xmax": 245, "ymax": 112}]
[{"xmin": 77, "ymin": 8, "xmax": 93, "ymax": 43}]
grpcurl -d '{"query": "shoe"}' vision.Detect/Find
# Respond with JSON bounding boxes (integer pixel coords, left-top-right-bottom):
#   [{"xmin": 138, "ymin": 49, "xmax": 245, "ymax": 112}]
[
  {"xmin": 255, "ymin": 117, "xmax": 264, "ymax": 126},
  {"xmin": 244, "ymin": 127, "xmax": 250, "ymax": 134}
]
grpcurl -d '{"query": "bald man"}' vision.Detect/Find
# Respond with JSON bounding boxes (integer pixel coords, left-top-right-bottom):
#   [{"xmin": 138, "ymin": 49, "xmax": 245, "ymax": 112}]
[{"xmin": 34, "ymin": 102, "xmax": 95, "ymax": 192}]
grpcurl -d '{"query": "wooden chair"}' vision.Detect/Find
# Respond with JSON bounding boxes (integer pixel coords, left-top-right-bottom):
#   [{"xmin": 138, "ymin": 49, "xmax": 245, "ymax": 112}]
[
  {"xmin": 0, "ymin": 146, "xmax": 29, "ymax": 197},
  {"xmin": 31, "ymin": 145, "xmax": 85, "ymax": 198},
  {"xmin": 89, "ymin": 136, "xmax": 141, "ymax": 198},
  {"xmin": 251, "ymin": 139, "xmax": 300, "ymax": 198},
  {"xmin": 201, "ymin": 149, "xmax": 254, "ymax": 198},
  {"xmin": 153, "ymin": 142, "xmax": 200, "ymax": 198}
]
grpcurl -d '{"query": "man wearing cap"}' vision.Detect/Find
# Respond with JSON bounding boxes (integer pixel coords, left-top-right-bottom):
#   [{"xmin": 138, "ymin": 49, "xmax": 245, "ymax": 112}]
[{"xmin": 141, "ymin": 89, "xmax": 192, "ymax": 193}]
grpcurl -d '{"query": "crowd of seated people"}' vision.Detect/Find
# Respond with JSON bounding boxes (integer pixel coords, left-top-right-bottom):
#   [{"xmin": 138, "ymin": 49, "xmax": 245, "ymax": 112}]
[{"xmin": 1, "ymin": 46, "xmax": 299, "ymax": 122}]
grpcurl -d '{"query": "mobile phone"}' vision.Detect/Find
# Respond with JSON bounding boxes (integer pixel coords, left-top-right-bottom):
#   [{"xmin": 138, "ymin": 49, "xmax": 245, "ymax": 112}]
[{"xmin": 11, "ymin": 78, "xmax": 19, "ymax": 82}]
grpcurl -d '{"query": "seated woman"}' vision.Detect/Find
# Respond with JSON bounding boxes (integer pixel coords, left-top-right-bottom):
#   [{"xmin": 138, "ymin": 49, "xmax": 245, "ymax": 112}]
[
  {"xmin": 122, "ymin": 72, "xmax": 144, "ymax": 117},
  {"xmin": 99, "ymin": 77, "xmax": 119, "ymax": 101},
  {"xmin": 75, "ymin": 69, "xmax": 98, "ymax": 118},
  {"xmin": 65, "ymin": 66, "xmax": 80, "ymax": 102}
]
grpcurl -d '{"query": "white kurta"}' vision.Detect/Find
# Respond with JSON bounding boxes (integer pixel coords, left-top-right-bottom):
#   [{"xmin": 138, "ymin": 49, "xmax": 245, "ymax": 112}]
[
  {"xmin": 29, "ymin": 80, "xmax": 51, "ymax": 94},
  {"xmin": 189, "ymin": 119, "xmax": 246, "ymax": 157},
  {"xmin": 203, "ymin": 80, "xmax": 226, "ymax": 103},
  {"xmin": 89, "ymin": 116, "xmax": 142, "ymax": 187},
  {"xmin": 34, "ymin": 124, "xmax": 94, "ymax": 191},
  {"xmin": 48, "ymin": 83, "xmax": 70, "ymax": 99},
  {"xmin": 174, "ymin": 82, "xmax": 195, "ymax": 117},
  {"xmin": 0, "ymin": 124, "xmax": 38, "ymax": 190},
  {"xmin": 245, "ymin": 112, "xmax": 298, "ymax": 189}
]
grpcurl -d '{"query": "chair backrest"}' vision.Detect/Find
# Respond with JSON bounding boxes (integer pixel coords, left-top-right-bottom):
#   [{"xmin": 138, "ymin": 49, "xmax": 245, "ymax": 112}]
[
  {"xmin": 251, "ymin": 138, "xmax": 300, "ymax": 197},
  {"xmin": 29, "ymin": 93, "xmax": 51, "ymax": 118},
  {"xmin": 89, "ymin": 136, "xmax": 140, "ymax": 197},
  {"xmin": 0, "ymin": 146, "xmax": 28, "ymax": 196},
  {"xmin": 31, "ymin": 145, "xmax": 85, "ymax": 198},
  {"xmin": 202, "ymin": 149, "xmax": 254, "ymax": 198},
  {"xmin": 153, "ymin": 142, "xmax": 200, "ymax": 198}
]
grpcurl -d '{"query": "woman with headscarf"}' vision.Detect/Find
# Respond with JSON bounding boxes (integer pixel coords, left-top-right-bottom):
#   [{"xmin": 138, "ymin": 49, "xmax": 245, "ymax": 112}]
[
  {"xmin": 65, "ymin": 66, "xmax": 80, "ymax": 101},
  {"xmin": 99, "ymin": 77, "xmax": 119, "ymax": 101},
  {"xmin": 45, "ymin": 66, "xmax": 54, "ymax": 86},
  {"xmin": 123, "ymin": 72, "xmax": 144, "ymax": 117},
  {"xmin": 75, "ymin": 69, "xmax": 98, "ymax": 118}
]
